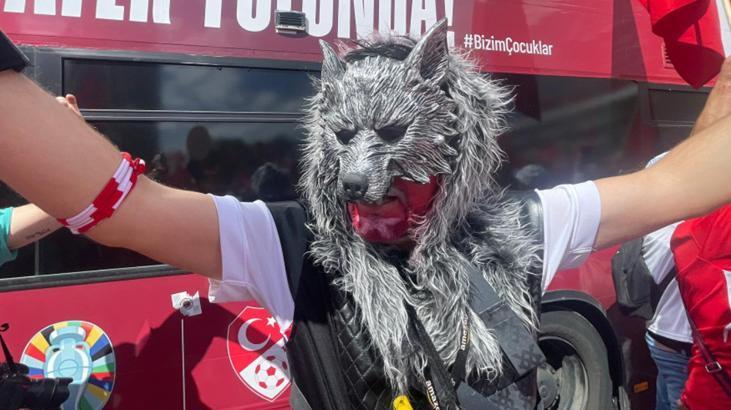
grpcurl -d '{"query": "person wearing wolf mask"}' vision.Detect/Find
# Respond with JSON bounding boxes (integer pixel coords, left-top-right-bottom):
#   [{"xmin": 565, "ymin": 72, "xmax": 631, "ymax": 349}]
[{"xmin": 3, "ymin": 22, "xmax": 731, "ymax": 409}]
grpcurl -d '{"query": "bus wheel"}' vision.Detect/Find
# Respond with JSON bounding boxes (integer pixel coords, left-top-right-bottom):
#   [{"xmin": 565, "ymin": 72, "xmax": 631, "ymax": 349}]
[{"xmin": 538, "ymin": 310, "xmax": 613, "ymax": 410}]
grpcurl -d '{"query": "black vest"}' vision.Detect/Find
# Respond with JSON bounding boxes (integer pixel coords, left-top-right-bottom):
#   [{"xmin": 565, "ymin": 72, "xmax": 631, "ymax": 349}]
[{"xmin": 266, "ymin": 194, "xmax": 544, "ymax": 410}]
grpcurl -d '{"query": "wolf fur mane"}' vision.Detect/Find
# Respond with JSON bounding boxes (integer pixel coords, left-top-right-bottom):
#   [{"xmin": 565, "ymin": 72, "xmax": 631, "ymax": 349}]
[{"xmin": 299, "ymin": 21, "xmax": 542, "ymax": 392}]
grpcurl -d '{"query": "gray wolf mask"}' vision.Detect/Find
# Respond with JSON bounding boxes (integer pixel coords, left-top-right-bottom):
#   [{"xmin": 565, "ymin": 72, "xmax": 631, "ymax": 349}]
[{"xmin": 300, "ymin": 20, "xmax": 541, "ymax": 392}]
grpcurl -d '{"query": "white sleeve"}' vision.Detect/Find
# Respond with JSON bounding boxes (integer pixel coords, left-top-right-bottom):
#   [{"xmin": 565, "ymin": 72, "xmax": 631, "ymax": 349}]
[
  {"xmin": 642, "ymin": 222, "xmax": 680, "ymax": 284},
  {"xmin": 537, "ymin": 181, "xmax": 601, "ymax": 291},
  {"xmin": 207, "ymin": 195, "xmax": 294, "ymax": 329}
]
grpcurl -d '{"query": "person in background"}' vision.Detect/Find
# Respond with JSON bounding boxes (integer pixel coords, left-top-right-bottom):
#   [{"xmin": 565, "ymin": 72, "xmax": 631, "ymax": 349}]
[
  {"xmin": 512, "ymin": 163, "xmax": 551, "ymax": 190},
  {"xmin": 0, "ymin": 94, "xmax": 81, "ymax": 267},
  {"xmin": 627, "ymin": 64, "xmax": 731, "ymax": 409},
  {"xmin": 643, "ymin": 216, "xmax": 690, "ymax": 410},
  {"xmin": 647, "ymin": 61, "xmax": 731, "ymax": 406},
  {"xmin": 643, "ymin": 61, "xmax": 731, "ymax": 408},
  {"xmin": 671, "ymin": 204, "xmax": 731, "ymax": 410},
  {"xmin": 250, "ymin": 162, "xmax": 296, "ymax": 201}
]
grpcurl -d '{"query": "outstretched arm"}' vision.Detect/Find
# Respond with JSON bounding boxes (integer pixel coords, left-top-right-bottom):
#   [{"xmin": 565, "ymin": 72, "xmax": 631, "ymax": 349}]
[
  {"xmin": 0, "ymin": 71, "xmax": 222, "ymax": 278},
  {"xmin": 6, "ymin": 204, "xmax": 60, "ymax": 250},
  {"xmin": 595, "ymin": 62, "xmax": 731, "ymax": 248}
]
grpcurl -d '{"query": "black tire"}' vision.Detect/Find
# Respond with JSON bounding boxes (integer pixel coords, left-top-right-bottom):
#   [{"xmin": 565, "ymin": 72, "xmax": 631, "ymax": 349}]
[{"xmin": 538, "ymin": 310, "xmax": 614, "ymax": 410}]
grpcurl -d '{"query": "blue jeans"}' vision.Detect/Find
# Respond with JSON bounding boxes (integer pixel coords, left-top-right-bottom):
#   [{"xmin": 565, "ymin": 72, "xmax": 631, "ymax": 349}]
[{"xmin": 645, "ymin": 332, "xmax": 690, "ymax": 410}]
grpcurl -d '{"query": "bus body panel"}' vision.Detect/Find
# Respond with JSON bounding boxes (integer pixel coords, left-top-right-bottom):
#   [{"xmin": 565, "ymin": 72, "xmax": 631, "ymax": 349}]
[
  {"xmin": 0, "ymin": 0, "xmax": 704, "ymax": 85},
  {"xmin": 0, "ymin": 273, "xmax": 288, "ymax": 408}
]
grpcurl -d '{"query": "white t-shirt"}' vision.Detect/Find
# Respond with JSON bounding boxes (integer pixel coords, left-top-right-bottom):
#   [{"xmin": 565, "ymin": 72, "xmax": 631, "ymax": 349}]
[
  {"xmin": 209, "ymin": 182, "xmax": 601, "ymax": 331},
  {"xmin": 644, "ymin": 222, "xmax": 692, "ymax": 343}
]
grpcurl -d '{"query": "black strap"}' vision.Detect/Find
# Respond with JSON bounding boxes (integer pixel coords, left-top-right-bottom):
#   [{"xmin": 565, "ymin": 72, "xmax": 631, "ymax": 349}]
[
  {"xmin": 651, "ymin": 266, "xmax": 677, "ymax": 314},
  {"xmin": 451, "ymin": 312, "xmax": 470, "ymax": 384},
  {"xmin": 405, "ymin": 303, "xmax": 461, "ymax": 409},
  {"xmin": 466, "ymin": 266, "xmax": 545, "ymax": 378},
  {"xmin": 401, "ymin": 265, "xmax": 544, "ymax": 409},
  {"xmin": 679, "ymin": 290, "xmax": 731, "ymax": 397}
]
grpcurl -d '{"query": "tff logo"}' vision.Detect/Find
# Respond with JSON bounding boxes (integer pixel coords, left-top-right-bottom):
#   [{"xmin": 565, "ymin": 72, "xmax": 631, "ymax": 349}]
[{"xmin": 226, "ymin": 306, "xmax": 291, "ymax": 402}]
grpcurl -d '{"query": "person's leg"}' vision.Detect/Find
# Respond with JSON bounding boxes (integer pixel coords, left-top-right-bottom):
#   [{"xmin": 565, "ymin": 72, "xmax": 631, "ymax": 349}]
[
  {"xmin": 655, "ymin": 370, "xmax": 670, "ymax": 410},
  {"xmin": 645, "ymin": 332, "xmax": 689, "ymax": 410},
  {"xmin": 660, "ymin": 349, "xmax": 689, "ymax": 410},
  {"xmin": 646, "ymin": 332, "xmax": 672, "ymax": 410}
]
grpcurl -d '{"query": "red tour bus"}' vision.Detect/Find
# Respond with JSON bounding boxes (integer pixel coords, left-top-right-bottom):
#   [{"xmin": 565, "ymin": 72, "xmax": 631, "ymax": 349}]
[{"xmin": 0, "ymin": 1, "xmax": 715, "ymax": 409}]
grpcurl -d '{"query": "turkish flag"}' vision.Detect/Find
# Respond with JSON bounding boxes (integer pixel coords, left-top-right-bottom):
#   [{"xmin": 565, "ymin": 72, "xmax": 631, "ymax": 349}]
[{"xmin": 638, "ymin": 0, "xmax": 726, "ymax": 87}]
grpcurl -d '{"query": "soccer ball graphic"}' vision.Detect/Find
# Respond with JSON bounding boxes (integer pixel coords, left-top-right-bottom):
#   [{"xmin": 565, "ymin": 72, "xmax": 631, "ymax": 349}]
[
  {"xmin": 254, "ymin": 355, "xmax": 289, "ymax": 391},
  {"xmin": 228, "ymin": 308, "xmax": 292, "ymax": 401}
]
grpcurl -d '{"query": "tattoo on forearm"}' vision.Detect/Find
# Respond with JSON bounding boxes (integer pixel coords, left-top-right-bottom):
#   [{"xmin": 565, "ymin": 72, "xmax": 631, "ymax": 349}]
[{"xmin": 24, "ymin": 228, "xmax": 51, "ymax": 242}]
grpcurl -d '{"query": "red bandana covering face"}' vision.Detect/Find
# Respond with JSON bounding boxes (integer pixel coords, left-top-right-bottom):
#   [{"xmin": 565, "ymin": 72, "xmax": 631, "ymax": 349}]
[{"xmin": 347, "ymin": 176, "xmax": 440, "ymax": 244}]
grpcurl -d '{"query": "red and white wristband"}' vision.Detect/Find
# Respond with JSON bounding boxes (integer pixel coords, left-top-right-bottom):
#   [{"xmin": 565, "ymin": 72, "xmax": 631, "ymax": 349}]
[{"xmin": 58, "ymin": 152, "xmax": 146, "ymax": 234}]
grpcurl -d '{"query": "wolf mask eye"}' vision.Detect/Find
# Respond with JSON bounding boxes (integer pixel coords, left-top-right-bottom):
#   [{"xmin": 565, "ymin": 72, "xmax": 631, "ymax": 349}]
[
  {"xmin": 376, "ymin": 125, "xmax": 408, "ymax": 143},
  {"xmin": 335, "ymin": 129, "xmax": 357, "ymax": 145}
]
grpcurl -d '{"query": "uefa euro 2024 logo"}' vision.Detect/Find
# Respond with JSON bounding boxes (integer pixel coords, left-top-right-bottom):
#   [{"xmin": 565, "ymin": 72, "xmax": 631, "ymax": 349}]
[
  {"xmin": 19, "ymin": 321, "xmax": 115, "ymax": 410},
  {"xmin": 227, "ymin": 306, "xmax": 291, "ymax": 402}
]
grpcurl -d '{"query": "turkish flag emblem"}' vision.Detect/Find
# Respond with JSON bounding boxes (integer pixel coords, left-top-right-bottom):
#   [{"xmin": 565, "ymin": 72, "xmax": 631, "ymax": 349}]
[{"xmin": 227, "ymin": 306, "xmax": 291, "ymax": 402}]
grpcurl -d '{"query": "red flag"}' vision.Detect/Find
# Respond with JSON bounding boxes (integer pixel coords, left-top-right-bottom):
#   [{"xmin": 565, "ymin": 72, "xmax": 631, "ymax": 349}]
[{"xmin": 638, "ymin": 0, "xmax": 726, "ymax": 87}]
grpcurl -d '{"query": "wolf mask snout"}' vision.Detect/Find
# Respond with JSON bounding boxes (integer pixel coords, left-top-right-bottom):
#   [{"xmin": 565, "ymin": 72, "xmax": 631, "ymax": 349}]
[{"xmin": 342, "ymin": 172, "xmax": 369, "ymax": 201}]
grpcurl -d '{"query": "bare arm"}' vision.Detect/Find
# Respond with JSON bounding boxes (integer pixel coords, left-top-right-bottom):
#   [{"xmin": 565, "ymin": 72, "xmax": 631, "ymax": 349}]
[
  {"xmin": 6, "ymin": 204, "xmax": 60, "ymax": 249},
  {"xmin": 0, "ymin": 71, "xmax": 222, "ymax": 279},
  {"xmin": 595, "ymin": 58, "xmax": 731, "ymax": 248},
  {"xmin": 6, "ymin": 94, "xmax": 84, "ymax": 250},
  {"xmin": 595, "ymin": 110, "xmax": 731, "ymax": 248}
]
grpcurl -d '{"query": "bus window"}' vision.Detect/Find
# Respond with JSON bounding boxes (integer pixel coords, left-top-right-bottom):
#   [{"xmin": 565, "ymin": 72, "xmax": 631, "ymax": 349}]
[
  {"xmin": 94, "ymin": 121, "xmax": 302, "ymax": 198},
  {"xmin": 64, "ymin": 60, "xmax": 317, "ymax": 113},
  {"xmin": 646, "ymin": 88, "xmax": 707, "ymax": 124},
  {"xmin": 496, "ymin": 74, "xmax": 707, "ymax": 190}
]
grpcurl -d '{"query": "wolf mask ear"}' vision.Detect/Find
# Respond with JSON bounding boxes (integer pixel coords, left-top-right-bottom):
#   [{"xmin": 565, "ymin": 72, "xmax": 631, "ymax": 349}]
[
  {"xmin": 319, "ymin": 40, "xmax": 346, "ymax": 82},
  {"xmin": 405, "ymin": 19, "xmax": 449, "ymax": 83}
]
